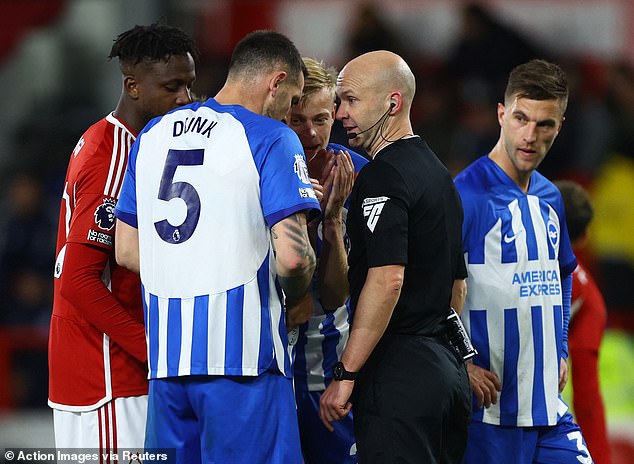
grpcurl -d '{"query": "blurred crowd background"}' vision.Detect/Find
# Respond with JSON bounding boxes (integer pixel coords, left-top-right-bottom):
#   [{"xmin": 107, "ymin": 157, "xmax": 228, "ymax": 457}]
[{"xmin": 1, "ymin": 0, "xmax": 633, "ymax": 457}]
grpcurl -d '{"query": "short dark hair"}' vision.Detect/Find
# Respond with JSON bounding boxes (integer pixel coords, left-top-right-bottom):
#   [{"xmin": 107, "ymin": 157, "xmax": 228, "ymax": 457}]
[
  {"xmin": 505, "ymin": 59, "xmax": 569, "ymax": 112},
  {"xmin": 228, "ymin": 30, "xmax": 305, "ymax": 85},
  {"xmin": 108, "ymin": 22, "xmax": 198, "ymax": 67},
  {"xmin": 554, "ymin": 180, "xmax": 594, "ymax": 242}
]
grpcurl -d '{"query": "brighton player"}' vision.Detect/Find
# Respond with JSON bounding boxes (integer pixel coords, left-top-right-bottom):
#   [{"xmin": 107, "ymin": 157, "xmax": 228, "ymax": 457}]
[
  {"xmin": 48, "ymin": 24, "xmax": 196, "ymax": 449},
  {"xmin": 455, "ymin": 60, "xmax": 593, "ymax": 463},
  {"xmin": 114, "ymin": 31, "xmax": 318, "ymax": 463},
  {"xmin": 286, "ymin": 57, "xmax": 367, "ymax": 463}
]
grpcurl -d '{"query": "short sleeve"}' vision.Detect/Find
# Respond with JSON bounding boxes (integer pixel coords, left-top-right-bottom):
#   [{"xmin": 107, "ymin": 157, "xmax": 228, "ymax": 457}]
[
  {"xmin": 258, "ymin": 128, "xmax": 320, "ymax": 226},
  {"xmin": 355, "ymin": 161, "xmax": 409, "ymax": 268}
]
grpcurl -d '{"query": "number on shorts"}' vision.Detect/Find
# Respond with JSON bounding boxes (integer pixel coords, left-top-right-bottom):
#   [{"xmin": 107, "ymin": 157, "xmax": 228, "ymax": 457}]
[{"xmin": 566, "ymin": 431, "xmax": 592, "ymax": 464}]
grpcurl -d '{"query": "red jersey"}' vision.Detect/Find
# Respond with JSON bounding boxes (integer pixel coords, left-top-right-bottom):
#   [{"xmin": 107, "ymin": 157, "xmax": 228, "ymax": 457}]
[
  {"xmin": 569, "ymin": 262, "xmax": 611, "ymax": 464},
  {"xmin": 49, "ymin": 113, "xmax": 148, "ymax": 411}
]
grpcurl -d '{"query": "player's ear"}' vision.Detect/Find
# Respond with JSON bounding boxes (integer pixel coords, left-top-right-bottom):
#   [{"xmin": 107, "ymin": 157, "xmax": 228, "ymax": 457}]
[
  {"xmin": 124, "ymin": 75, "xmax": 139, "ymax": 100},
  {"xmin": 269, "ymin": 71, "xmax": 287, "ymax": 97}
]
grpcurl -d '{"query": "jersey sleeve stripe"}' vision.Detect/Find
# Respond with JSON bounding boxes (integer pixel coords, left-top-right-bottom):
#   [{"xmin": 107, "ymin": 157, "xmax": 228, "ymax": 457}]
[
  {"xmin": 104, "ymin": 125, "xmax": 120, "ymax": 196},
  {"xmin": 109, "ymin": 128, "xmax": 128, "ymax": 198}
]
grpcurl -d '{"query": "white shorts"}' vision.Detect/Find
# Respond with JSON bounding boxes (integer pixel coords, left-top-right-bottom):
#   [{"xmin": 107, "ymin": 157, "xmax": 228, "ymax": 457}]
[{"xmin": 53, "ymin": 395, "xmax": 148, "ymax": 450}]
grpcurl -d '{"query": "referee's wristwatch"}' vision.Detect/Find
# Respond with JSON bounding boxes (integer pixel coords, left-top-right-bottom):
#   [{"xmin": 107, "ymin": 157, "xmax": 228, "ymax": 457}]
[{"xmin": 333, "ymin": 361, "xmax": 358, "ymax": 381}]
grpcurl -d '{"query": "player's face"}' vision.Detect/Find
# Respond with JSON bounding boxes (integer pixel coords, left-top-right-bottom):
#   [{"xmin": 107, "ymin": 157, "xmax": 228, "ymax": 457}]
[
  {"xmin": 135, "ymin": 53, "xmax": 196, "ymax": 125},
  {"xmin": 265, "ymin": 72, "xmax": 304, "ymax": 122},
  {"xmin": 496, "ymin": 96, "xmax": 564, "ymax": 185},
  {"xmin": 286, "ymin": 87, "xmax": 336, "ymax": 165}
]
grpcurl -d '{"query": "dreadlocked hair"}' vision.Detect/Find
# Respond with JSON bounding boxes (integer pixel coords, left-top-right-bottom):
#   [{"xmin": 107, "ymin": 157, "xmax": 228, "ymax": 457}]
[{"xmin": 108, "ymin": 21, "xmax": 198, "ymax": 66}]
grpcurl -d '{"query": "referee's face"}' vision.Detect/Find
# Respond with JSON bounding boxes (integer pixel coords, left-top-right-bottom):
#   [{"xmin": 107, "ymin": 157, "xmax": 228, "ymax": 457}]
[
  {"xmin": 335, "ymin": 64, "xmax": 385, "ymax": 152},
  {"xmin": 134, "ymin": 52, "xmax": 196, "ymax": 126}
]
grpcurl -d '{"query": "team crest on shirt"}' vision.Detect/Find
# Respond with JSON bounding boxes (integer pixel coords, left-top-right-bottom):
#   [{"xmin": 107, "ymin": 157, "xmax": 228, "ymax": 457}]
[
  {"xmin": 547, "ymin": 218, "xmax": 559, "ymax": 250},
  {"xmin": 94, "ymin": 198, "xmax": 117, "ymax": 231},
  {"xmin": 293, "ymin": 154, "xmax": 311, "ymax": 184},
  {"xmin": 362, "ymin": 196, "xmax": 389, "ymax": 232}
]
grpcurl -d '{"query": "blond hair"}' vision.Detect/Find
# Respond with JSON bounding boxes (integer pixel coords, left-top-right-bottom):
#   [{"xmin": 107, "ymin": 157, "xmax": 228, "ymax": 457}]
[{"xmin": 301, "ymin": 57, "xmax": 338, "ymax": 103}]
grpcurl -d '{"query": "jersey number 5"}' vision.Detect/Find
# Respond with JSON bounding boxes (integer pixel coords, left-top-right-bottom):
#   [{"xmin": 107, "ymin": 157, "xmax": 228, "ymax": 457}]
[{"xmin": 154, "ymin": 148, "xmax": 204, "ymax": 244}]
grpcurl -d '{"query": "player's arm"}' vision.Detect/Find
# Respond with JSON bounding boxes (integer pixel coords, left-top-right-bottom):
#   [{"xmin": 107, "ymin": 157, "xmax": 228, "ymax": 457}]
[
  {"xmin": 319, "ymin": 264, "xmax": 403, "ymax": 431},
  {"xmin": 559, "ymin": 272, "xmax": 573, "ymax": 391},
  {"xmin": 59, "ymin": 241, "xmax": 146, "ymax": 362},
  {"xmin": 319, "ymin": 150, "xmax": 355, "ymax": 310},
  {"xmin": 451, "ymin": 278, "xmax": 467, "ymax": 314},
  {"xmin": 271, "ymin": 211, "xmax": 316, "ymax": 328},
  {"xmin": 115, "ymin": 219, "xmax": 140, "ymax": 274}
]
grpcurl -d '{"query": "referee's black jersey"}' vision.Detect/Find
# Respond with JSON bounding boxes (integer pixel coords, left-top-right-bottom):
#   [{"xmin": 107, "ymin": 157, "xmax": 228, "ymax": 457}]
[{"xmin": 347, "ymin": 136, "xmax": 467, "ymax": 336}]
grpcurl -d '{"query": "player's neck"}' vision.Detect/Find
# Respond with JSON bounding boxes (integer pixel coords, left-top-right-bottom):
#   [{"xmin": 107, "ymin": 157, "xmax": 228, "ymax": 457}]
[
  {"xmin": 488, "ymin": 145, "xmax": 531, "ymax": 193},
  {"xmin": 113, "ymin": 99, "xmax": 143, "ymax": 135},
  {"xmin": 214, "ymin": 82, "xmax": 264, "ymax": 115}
]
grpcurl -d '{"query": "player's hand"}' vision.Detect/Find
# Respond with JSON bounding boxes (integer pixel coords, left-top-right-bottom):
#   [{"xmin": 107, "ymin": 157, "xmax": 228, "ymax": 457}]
[
  {"xmin": 322, "ymin": 150, "xmax": 355, "ymax": 221},
  {"xmin": 307, "ymin": 148, "xmax": 335, "ymax": 183},
  {"xmin": 310, "ymin": 177, "xmax": 324, "ymax": 203},
  {"xmin": 558, "ymin": 358, "xmax": 568, "ymax": 392},
  {"xmin": 467, "ymin": 362, "xmax": 502, "ymax": 409},
  {"xmin": 319, "ymin": 379, "xmax": 354, "ymax": 432}
]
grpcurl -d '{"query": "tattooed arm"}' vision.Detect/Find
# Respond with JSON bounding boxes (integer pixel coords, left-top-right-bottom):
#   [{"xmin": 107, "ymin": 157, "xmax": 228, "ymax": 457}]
[{"xmin": 271, "ymin": 211, "xmax": 317, "ymax": 328}]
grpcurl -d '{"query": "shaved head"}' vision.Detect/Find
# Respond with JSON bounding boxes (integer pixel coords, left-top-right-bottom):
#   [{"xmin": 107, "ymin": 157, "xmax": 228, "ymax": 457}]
[
  {"xmin": 340, "ymin": 51, "xmax": 415, "ymax": 107},
  {"xmin": 336, "ymin": 50, "xmax": 416, "ymax": 155}
]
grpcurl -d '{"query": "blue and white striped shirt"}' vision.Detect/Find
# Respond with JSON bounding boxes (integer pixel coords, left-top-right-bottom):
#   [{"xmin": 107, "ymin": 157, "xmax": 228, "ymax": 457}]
[
  {"xmin": 292, "ymin": 144, "xmax": 367, "ymax": 392},
  {"xmin": 115, "ymin": 99, "xmax": 320, "ymax": 380},
  {"xmin": 455, "ymin": 155, "xmax": 576, "ymax": 427}
]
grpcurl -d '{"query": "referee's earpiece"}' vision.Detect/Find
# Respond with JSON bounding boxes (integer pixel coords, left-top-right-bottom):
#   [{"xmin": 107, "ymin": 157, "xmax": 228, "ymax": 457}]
[{"xmin": 390, "ymin": 100, "xmax": 396, "ymax": 109}]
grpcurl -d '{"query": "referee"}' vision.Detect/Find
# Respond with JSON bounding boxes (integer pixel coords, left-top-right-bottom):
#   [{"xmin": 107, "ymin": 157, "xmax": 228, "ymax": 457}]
[{"xmin": 319, "ymin": 50, "xmax": 471, "ymax": 463}]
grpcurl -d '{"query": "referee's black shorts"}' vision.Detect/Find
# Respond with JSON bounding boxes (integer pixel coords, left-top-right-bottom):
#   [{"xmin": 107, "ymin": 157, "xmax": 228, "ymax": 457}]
[{"xmin": 352, "ymin": 334, "xmax": 471, "ymax": 464}]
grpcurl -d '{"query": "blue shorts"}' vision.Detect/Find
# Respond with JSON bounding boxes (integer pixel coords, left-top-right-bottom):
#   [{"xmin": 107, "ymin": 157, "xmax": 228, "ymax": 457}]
[
  {"xmin": 295, "ymin": 388, "xmax": 357, "ymax": 463},
  {"xmin": 145, "ymin": 372, "xmax": 302, "ymax": 464},
  {"xmin": 464, "ymin": 412, "xmax": 593, "ymax": 464}
]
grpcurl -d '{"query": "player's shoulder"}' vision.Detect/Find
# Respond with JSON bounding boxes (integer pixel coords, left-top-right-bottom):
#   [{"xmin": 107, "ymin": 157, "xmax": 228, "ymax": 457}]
[
  {"xmin": 530, "ymin": 170, "xmax": 559, "ymax": 194},
  {"xmin": 70, "ymin": 114, "xmax": 128, "ymax": 165},
  {"xmin": 529, "ymin": 171, "xmax": 564, "ymax": 205},
  {"xmin": 201, "ymin": 98, "xmax": 291, "ymax": 137},
  {"xmin": 454, "ymin": 155, "xmax": 495, "ymax": 199}
]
